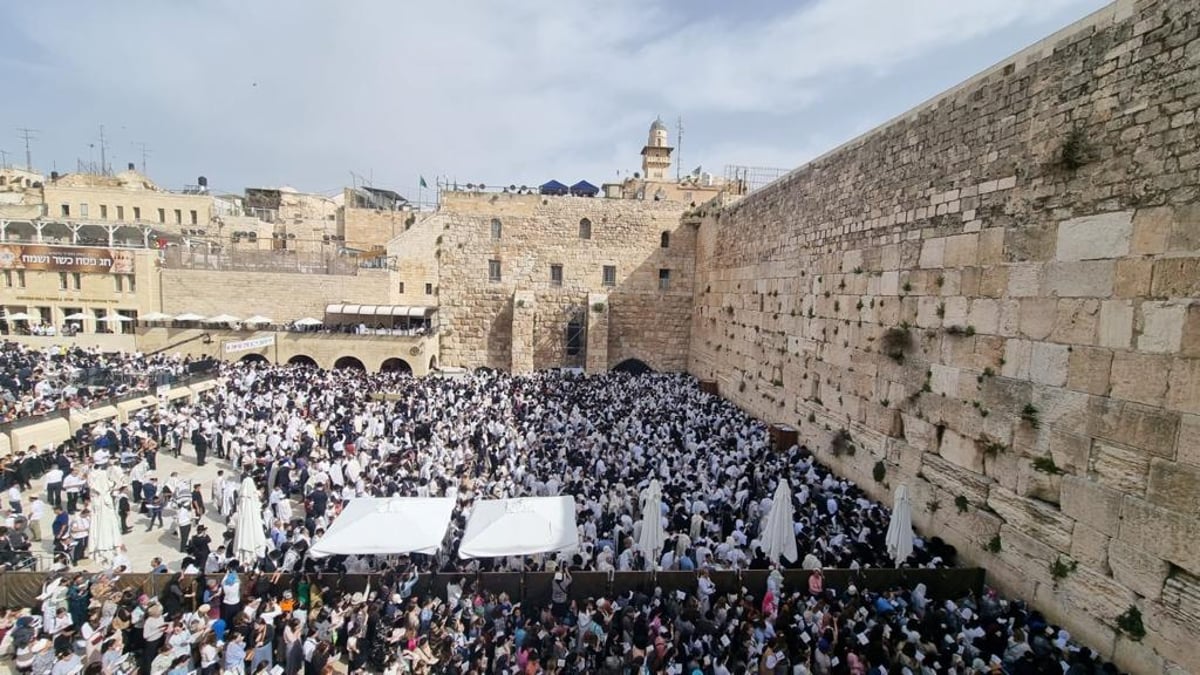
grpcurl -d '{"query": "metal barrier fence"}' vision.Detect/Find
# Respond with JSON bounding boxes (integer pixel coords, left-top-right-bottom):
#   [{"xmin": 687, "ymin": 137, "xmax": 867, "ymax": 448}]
[
  {"xmin": 0, "ymin": 568, "xmax": 985, "ymax": 610},
  {"xmin": 161, "ymin": 247, "xmax": 363, "ymax": 276}
]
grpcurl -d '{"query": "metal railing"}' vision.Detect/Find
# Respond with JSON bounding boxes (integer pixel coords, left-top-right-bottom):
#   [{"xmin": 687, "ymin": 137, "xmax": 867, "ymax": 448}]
[{"xmin": 161, "ymin": 247, "xmax": 364, "ymax": 275}]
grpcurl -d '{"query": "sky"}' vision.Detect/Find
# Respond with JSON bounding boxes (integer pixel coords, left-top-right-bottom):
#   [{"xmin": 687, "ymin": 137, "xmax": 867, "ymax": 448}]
[{"xmin": 0, "ymin": 0, "xmax": 1110, "ymax": 200}]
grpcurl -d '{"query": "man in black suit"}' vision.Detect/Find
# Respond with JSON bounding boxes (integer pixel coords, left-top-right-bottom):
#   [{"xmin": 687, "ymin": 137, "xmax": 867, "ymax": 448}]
[{"xmin": 117, "ymin": 487, "xmax": 131, "ymax": 534}]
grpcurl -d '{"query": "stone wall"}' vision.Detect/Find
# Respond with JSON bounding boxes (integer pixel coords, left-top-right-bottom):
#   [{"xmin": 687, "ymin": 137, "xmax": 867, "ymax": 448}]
[
  {"xmin": 431, "ymin": 192, "xmax": 695, "ymax": 371},
  {"xmin": 689, "ymin": 1, "xmax": 1199, "ymax": 672},
  {"xmin": 342, "ymin": 206, "xmax": 413, "ymax": 252},
  {"xmin": 158, "ymin": 268, "xmax": 392, "ymax": 320}
]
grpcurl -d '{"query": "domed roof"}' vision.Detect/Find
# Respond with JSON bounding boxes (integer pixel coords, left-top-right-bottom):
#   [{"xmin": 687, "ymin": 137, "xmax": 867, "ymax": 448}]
[{"xmin": 650, "ymin": 117, "xmax": 667, "ymax": 133}]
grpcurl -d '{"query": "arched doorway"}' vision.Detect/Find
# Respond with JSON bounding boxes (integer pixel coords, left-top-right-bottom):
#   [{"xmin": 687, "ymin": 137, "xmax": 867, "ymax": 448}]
[
  {"xmin": 380, "ymin": 357, "xmax": 413, "ymax": 374},
  {"xmin": 612, "ymin": 358, "xmax": 653, "ymax": 375},
  {"xmin": 287, "ymin": 355, "xmax": 318, "ymax": 368},
  {"xmin": 428, "ymin": 355, "xmax": 438, "ymax": 371},
  {"xmin": 240, "ymin": 354, "xmax": 269, "ymax": 365},
  {"xmin": 333, "ymin": 356, "xmax": 366, "ymax": 371}
]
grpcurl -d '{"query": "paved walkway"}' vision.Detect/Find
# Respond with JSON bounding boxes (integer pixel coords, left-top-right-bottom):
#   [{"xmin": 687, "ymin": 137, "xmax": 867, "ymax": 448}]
[{"xmin": 19, "ymin": 444, "xmax": 240, "ymax": 572}]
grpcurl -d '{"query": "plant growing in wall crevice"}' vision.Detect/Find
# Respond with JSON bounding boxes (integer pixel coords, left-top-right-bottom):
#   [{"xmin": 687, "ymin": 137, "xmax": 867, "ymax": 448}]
[
  {"xmin": 830, "ymin": 428, "xmax": 853, "ymax": 456},
  {"xmin": 1049, "ymin": 556, "xmax": 1078, "ymax": 583},
  {"xmin": 1116, "ymin": 606, "xmax": 1145, "ymax": 641},
  {"xmin": 985, "ymin": 535, "xmax": 1002, "ymax": 554},
  {"xmin": 954, "ymin": 495, "xmax": 970, "ymax": 513},
  {"xmin": 1060, "ymin": 127, "xmax": 1095, "ymax": 171},
  {"xmin": 872, "ymin": 461, "xmax": 887, "ymax": 483},
  {"xmin": 1021, "ymin": 403, "xmax": 1041, "ymax": 429},
  {"xmin": 1032, "ymin": 456, "xmax": 1063, "ymax": 475},
  {"xmin": 880, "ymin": 327, "xmax": 912, "ymax": 363}
]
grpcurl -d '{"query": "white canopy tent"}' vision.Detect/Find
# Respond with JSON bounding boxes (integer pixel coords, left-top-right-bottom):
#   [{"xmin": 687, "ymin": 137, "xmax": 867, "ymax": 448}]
[
  {"xmin": 243, "ymin": 315, "xmax": 273, "ymax": 325},
  {"xmin": 204, "ymin": 314, "xmax": 241, "ymax": 324},
  {"xmin": 140, "ymin": 311, "xmax": 174, "ymax": 321},
  {"xmin": 459, "ymin": 496, "xmax": 579, "ymax": 559},
  {"xmin": 310, "ymin": 497, "xmax": 455, "ymax": 558},
  {"xmin": 326, "ymin": 304, "xmax": 434, "ymax": 318},
  {"xmin": 174, "ymin": 312, "xmax": 206, "ymax": 322},
  {"xmin": 293, "ymin": 317, "xmax": 323, "ymax": 327}
]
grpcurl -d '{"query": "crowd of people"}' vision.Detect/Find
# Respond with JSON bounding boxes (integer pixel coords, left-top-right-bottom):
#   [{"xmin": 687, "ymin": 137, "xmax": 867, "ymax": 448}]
[
  {"xmin": 0, "ymin": 342, "xmax": 201, "ymax": 423},
  {"xmin": 0, "ymin": 344, "xmax": 1121, "ymax": 673}
]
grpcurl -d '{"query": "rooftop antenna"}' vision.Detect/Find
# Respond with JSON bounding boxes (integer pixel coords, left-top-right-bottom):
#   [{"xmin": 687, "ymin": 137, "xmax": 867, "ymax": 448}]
[
  {"xmin": 0, "ymin": 149, "xmax": 8, "ymax": 169},
  {"xmin": 133, "ymin": 141, "xmax": 151, "ymax": 174},
  {"xmin": 98, "ymin": 124, "xmax": 109, "ymax": 175},
  {"xmin": 676, "ymin": 116, "xmax": 683, "ymax": 182},
  {"xmin": 16, "ymin": 128, "xmax": 38, "ymax": 172}
]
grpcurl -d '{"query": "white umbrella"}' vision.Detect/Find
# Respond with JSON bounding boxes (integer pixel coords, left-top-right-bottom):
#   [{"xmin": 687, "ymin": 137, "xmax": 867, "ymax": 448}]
[
  {"xmin": 885, "ymin": 484, "xmax": 915, "ymax": 567},
  {"xmin": 232, "ymin": 477, "xmax": 268, "ymax": 565},
  {"xmin": 638, "ymin": 479, "xmax": 665, "ymax": 569},
  {"xmin": 762, "ymin": 479, "xmax": 798, "ymax": 564},
  {"xmin": 86, "ymin": 471, "xmax": 123, "ymax": 563},
  {"xmin": 293, "ymin": 317, "xmax": 322, "ymax": 327},
  {"xmin": 140, "ymin": 311, "xmax": 174, "ymax": 321},
  {"xmin": 98, "ymin": 314, "xmax": 132, "ymax": 323},
  {"xmin": 62, "ymin": 312, "xmax": 89, "ymax": 320},
  {"xmin": 204, "ymin": 314, "xmax": 241, "ymax": 324},
  {"xmin": 4, "ymin": 312, "xmax": 33, "ymax": 321},
  {"xmin": 243, "ymin": 315, "xmax": 273, "ymax": 325},
  {"xmin": 173, "ymin": 312, "xmax": 206, "ymax": 322}
]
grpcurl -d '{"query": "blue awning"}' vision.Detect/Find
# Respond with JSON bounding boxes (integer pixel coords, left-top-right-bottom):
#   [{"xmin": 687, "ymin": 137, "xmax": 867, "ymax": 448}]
[
  {"xmin": 569, "ymin": 180, "xmax": 599, "ymax": 197},
  {"xmin": 539, "ymin": 180, "xmax": 569, "ymax": 196}
]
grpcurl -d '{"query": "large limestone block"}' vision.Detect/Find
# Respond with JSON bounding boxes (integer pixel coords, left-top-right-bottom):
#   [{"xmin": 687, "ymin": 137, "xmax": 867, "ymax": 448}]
[
  {"xmin": 921, "ymin": 452, "xmax": 992, "ymax": 506},
  {"xmin": 1051, "ymin": 298, "xmax": 1100, "ymax": 344},
  {"xmin": 1006, "ymin": 264, "xmax": 1042, "ymax": 297},
  {"xmin": 1109, "ymin": 352, "xmax": 1169, "ymax": 406},
  {"xmin": 1108, "ymin": 541, "xmax": 1170, "ymax": 600},
  {"xmin": 987, "ymin": 486, "xmax": 1075, "ymax": 552},
  {"xmin": 1087, "ymin": 399, "xmax": 1180, "ymax": 459},
  {"xmin": 1066, "ymin": 346, "xmax": 1112, "ymax": 395},
  {"xmin": 1069, "ymin": 522, "xmax": 1110, "ymax": 573},
  {"xmin": 1182, "ymin": 303, "xmax": 1200, "ymax": 358},
  {"xmin": 1138, "ymin": 301, "xmax": 1188, "ymax": 353},
  {"xmin": 1043, "ymin": 261, "xmax": 1115, "ymax": 297},
  {"xmin": 1099, "ymin": 299, "xmax": 1134, "ymax": 348},
  {"xmin": 1118, "ymin": 496, "xmax": 1200, "ymax": 576},
  {"xmin": 938, "ymin": 428, "xmax": 984, "ymax": 473},
  {"xmin": 1091, "ymin": 441, "xmax": 1151, "ymax": 495},
  {"xmin": 1060, "ymin": 474, "xmax": 1124, "ymax": 535},
  {"xmin": 919, "ymin": 237, "xmax": 945, "ymax": 269},
  {"xmin": 1056, "ymin": 211, "xmax": 1133, "ymax": 261},
  {"xmin": 1029, "ymin": 342, "xmax": 1069, "ymax": 386},
  {"xmin": 1131, "ymin": 206, "xmax": 1173, "ymax": 255},
  {"xmin": 1018, "ymin": 298, "xmax": 1056, "ymax": 340},
  {"xmin": 1151, "ymin": 258, "xmax": 1200, "ymax": 297},
  {"xmin": 967, "ymin": 298, "xmax": 999, "ymax": 335},
  {"xmin": 1114, "ymin": 259, "xmax": 1153, "ymax": 297},
  {"xmin": 1166, "ymin": 358, "xmax": 1200, "ymax": 415},
  {"xmin": 1180, "ymin": 414, "xmax": 1200, "ymax": 467},
  {"xmin": 1146, "ymin": 459, "xmax": 1200, "ymax": 516},
  {"xmin": 943, "ymin": 234, "xmax": 979, "ymax": 267}
]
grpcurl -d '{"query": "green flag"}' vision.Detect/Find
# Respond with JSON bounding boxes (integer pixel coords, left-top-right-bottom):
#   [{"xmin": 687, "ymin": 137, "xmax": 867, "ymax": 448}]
[{"xmin": 419, "ymin": 176, "xmax": 428, "ymax": 189}]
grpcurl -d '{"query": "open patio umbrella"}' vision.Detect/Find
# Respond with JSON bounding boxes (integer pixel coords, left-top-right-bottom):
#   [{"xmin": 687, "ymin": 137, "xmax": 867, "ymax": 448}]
[
  {"xmin": 173, "ymin": 312, "xmax": 205, "ymax": 321},
  {"xmin": 762, "ymin": 479, "xmax": 798, "ymax": 564},
  {"xmin": 86, "ymin": 470, "xmax": 123, "ymax": 563},
  {"xmin": 203, "ymin": 314, "xmax": 240, "ymax": 324},
  {"xmin": 62, "ymin": 312, "xmax": 89, "ymax": 320},
  {"xmin": 885, "ymin": 484, "xmax": 915, "ymax": 567},
  {"xmin": 140, "ymin": 311, "xmax": 174, "ymax": 321},
  {"xmin": 293, "ymin": 317, "xmax": 322, "ymax": 327},
  {"xmin": 4, "ymin": 312, "xmax": 34, "ymax": 321},
  {"xmin": 232, "ymin": 477, "xmax": 268, "ymax": 565},
  {"xmin": 242, "ymin": 315, "xmax": 273, "ymax": 325},
  {"xmin": 98, "ymin": 314, "xmax": 132, "ymax": 323},
  {"xmin": 638, "ymin": 479, "xmax": 665, "ymax": 569}
]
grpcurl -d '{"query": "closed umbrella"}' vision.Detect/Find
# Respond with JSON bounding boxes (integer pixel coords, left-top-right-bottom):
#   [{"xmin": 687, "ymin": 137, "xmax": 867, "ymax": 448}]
[
  {"xmin": 762, "ymin": 479, "xmax": 798, "ymax": 564},
  {"xmin": 232, "ymin": 477, "xmax": 268, "ymax": 565},
  {"xmin": 638, "ymin": 479, "xmax": 665, "ymax": 569},
  {"xmin": 885, "ymin": 484, "xmax": 915, "ymax": 567},
  {"xmin": 86, "ymin": 471, "xmax": 122, "ymax": 563}
]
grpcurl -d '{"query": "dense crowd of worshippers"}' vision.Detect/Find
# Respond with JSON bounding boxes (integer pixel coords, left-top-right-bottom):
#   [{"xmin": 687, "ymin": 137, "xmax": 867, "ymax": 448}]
[
  {"xmin": 0, "ymin": 342, "xmax": 198, "ymax": 422},
  {"xmin": 0, "ymin": 346, "xmax": 1122, "ymax": 673}
]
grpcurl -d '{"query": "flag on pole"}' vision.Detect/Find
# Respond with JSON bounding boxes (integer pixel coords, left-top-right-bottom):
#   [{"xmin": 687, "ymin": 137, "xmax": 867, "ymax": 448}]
[{"xmin": 419, "ymin": 176, "xmax": 428, "ymax": 188}]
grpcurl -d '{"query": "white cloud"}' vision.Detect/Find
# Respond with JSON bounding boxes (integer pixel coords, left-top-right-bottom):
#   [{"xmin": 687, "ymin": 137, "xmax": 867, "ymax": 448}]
[{"xmin": 0, "ymin": 0, "xmax": 1108, "ymax": 192}]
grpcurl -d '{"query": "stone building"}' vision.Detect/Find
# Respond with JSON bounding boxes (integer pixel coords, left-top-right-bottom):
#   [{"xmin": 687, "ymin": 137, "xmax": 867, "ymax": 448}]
[{"xmin": 688, "ymin": 1, "xmax": 1199, "ymax": 672}]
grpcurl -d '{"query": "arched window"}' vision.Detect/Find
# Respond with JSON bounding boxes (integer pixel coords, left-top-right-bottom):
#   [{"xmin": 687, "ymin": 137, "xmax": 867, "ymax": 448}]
[
  {"xmin": 579, "ymin": 218, "xmax": 591, "ymax": 240},
  {"xmin": 490, "ymin": 218, "xmax": 502, "ymax": 240},
  {"xmin": 660, "ymin": 231, "xmax": 670, "ymax": 248}
]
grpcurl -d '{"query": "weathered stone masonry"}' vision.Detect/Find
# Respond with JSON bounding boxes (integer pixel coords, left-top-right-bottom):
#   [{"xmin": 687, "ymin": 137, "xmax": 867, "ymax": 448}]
[{"xmin": 689, "ymin": 1, "xmax": 1200, "ymax": 673}]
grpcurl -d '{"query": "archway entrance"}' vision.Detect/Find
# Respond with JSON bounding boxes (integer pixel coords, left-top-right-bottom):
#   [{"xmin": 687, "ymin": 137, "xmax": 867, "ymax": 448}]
[
  {"xmin": 287, "ymin": 355, "xmax": 318, "ymax": 368},
  {"xmin": 333, "ymin": 356, "xmax": 366, "ymax": 371},
  {"xmin": 612, "ymin": 358, "xmax": 653, "ymax": 375},
  {"xmin": 240, "ymin": 354, "xmax": 269, "ymax": 365},
  {"xmin": 380, "ymin": 357, "xmax": 413, "ymax": 374},
  {"xmin": 428, "ymin": 355, "xmax": 438, "ymax": 371}
]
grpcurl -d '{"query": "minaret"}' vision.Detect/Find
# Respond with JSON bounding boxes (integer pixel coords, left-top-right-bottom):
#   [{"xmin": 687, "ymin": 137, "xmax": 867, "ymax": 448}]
[{"xmin": 640, "ymin": 117, "xmax": 673, "ymax": 181}]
